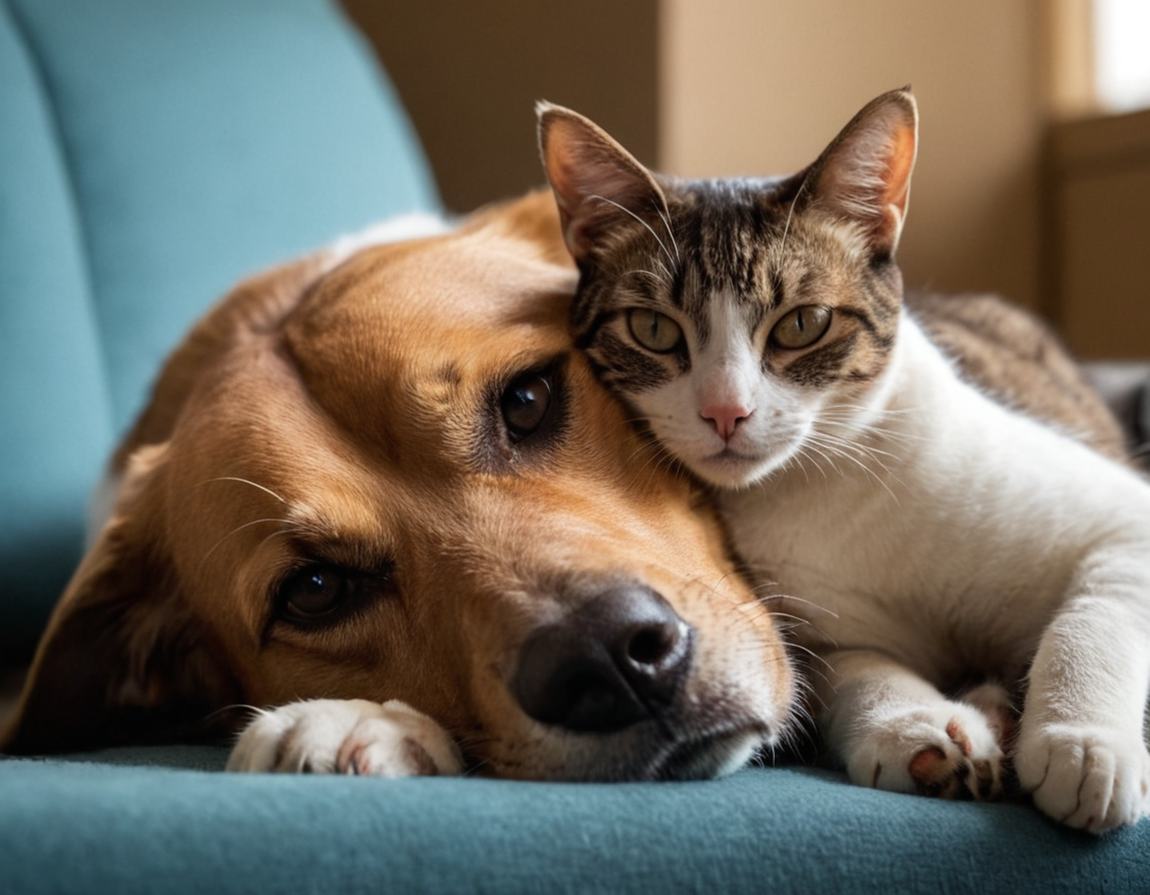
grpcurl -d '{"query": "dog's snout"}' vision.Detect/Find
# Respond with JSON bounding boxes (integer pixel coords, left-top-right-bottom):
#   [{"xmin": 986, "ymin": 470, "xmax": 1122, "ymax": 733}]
[{"xmin": 512, "ymin": 586, "xmax": 695, "ymax": 733}]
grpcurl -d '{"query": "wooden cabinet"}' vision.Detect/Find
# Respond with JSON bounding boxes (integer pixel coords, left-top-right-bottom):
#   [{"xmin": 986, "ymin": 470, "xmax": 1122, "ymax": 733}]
[{"xmin": 1045, "ymin": 109, "xmax": 1150, "ymax": 359}]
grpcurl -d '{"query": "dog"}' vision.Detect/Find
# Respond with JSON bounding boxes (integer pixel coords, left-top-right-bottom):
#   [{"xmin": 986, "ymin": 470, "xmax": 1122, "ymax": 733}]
[{"xmin": 1, "ymin": 192, "xmax": 796, "ymax": 781}]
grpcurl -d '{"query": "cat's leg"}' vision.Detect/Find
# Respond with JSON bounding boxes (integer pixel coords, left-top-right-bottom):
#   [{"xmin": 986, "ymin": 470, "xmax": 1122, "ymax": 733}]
[
  {"xmin": 817, "ymin": 649, "xmax": 1007, "ymax": 800},
  {"xmin": 1014, "ymin": 553, "xmax": 1150, "ymax": 833}
]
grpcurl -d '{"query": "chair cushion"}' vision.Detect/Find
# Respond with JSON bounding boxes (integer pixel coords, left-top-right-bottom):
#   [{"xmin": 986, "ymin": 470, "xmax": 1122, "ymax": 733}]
[
  {"xmin": 0, "ymin": 2, "xmax": 111, "ymax": 662},
  {"xmin": 1, "ymin": 751, "xmax": 1147, "ymax": 894}
]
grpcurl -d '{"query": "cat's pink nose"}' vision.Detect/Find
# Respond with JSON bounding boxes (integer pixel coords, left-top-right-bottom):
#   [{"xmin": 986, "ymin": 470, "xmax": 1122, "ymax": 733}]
[{"xmin": 701, "ymin": 404, "xmax": 752, "ymax": 441}]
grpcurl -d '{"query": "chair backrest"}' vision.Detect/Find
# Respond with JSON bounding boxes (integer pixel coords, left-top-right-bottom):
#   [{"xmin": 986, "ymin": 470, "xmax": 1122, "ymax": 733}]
[{"xmin": 0, "ymin": 0, "xmax": 438, "ymax": 664}]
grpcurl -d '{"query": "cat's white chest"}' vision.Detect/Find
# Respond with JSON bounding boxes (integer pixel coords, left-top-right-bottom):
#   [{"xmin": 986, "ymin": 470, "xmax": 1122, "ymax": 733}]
[{"xmin": 717, "ymin": 316, "xmax": 1150, "ymax": 678}]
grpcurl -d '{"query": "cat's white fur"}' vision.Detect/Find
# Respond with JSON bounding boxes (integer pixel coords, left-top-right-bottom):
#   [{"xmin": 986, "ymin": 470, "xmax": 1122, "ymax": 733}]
[{"xmin": 704, "ymin": 308, "xmax": 1150, "ymax": 832}]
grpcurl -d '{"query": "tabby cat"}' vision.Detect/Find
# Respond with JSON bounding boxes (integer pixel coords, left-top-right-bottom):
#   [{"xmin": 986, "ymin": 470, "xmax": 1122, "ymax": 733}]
[{"xmin": 538, "ymin": 89, "xmax": 1150, "ymax": 832}]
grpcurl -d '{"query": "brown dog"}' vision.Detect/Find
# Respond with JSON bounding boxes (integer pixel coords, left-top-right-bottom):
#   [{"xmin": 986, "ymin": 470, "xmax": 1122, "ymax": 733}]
[{"xmin": 2, "ymin": 192, "xmax": 795, "ymax": 781}]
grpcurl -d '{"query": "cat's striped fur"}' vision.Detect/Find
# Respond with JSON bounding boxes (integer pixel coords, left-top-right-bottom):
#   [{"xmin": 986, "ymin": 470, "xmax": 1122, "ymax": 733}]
[{"xmin": 539, "ymin": 88, "xmax": 1150, "ymax": 832}]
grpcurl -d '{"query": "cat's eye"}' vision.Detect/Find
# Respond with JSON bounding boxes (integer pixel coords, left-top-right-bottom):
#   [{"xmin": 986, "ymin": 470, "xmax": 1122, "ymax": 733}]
[
  {"xmin": 627, "ymin": 308, "xmax": 683, "ymax": 354},
  {"xmin": 501, "ymin": 372, "xmax": 553, "ymax": 442},
  {"xmin": 771, "ymin": 305, "xmax": 832, "ymax": 350}
]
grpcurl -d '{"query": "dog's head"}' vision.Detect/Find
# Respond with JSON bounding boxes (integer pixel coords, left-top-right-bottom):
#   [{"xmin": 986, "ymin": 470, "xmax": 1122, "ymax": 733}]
[{"xmin": 3, "ymin": 192, "xmax": 795, "ymax": 780}]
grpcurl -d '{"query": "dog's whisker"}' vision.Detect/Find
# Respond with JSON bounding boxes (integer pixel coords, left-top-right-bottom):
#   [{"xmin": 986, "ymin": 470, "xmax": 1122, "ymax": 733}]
[
  {"xmin": 199, "ymin": 517, "xmax": 298, "ymax": 567},
  {"xmin": 200, "ymin": 476, "xmax": 289, "ymax": 505}
]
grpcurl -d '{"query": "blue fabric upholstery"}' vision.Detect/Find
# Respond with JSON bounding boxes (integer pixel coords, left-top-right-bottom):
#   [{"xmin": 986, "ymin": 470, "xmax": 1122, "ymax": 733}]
[
  {"xmin": 2, "ymin": 750, "xmax": 1148, "ymax": 894},
  {"xmin": 2, "ymin": 2, "xmax": 1149, "ymax": 892},
  {"xmin": 0, "ymin": 1, "xmax": 111, "ymax": 657},
  {"xmin": 0, "ymin": 0, "xmax": 437, "ymax": 661}
]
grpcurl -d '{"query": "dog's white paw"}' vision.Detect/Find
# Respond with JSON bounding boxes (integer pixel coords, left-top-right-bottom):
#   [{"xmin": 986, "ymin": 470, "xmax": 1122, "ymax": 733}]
[
  {"xmin": 226, "ymin": 698, "xmax": 463, "ymax": 777},
  {"xmin": 1015, "ymin": 722, "xmax": 1150, "ymax": 833},
  {"xmin": 847, "ymin": 701, "xmax": 1005, "ymax": 801}
]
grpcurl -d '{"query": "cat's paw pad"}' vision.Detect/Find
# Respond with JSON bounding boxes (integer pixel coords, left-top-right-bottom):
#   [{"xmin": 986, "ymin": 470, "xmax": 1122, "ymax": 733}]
[
  {"xmin": 226, "ymin": 698, "xmax": 463, "ymax": 777},
  {"xmin": 1015, "ymin": 723, "xmax": 1150, "ymax": 833},
  {"xmin": 849, "ymin": 703, "xmax": 1005, "ymax": 801},
  {"xmin": 906, "ymin": 716, "xmax": 1003, "ymax": 799}
]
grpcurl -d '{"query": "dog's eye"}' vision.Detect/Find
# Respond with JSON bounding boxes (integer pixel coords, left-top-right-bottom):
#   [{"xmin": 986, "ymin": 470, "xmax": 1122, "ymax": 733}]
[
  {"xmin": 277, "ymin": 566, "xmax": 349, "ymax": 623},
  {"xmin": 501, "ymin": 373, "xmax": 552, "ymax": 442},
  {"xmin": 628, "ymin": 308, "xmax": 683, "ymax": 354}
]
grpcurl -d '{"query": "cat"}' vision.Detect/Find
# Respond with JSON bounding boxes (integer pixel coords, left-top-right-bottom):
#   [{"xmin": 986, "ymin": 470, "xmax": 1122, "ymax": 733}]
[{"xmin": 537, "ymin": 88, "xmax": 1150, "ymax": 833}]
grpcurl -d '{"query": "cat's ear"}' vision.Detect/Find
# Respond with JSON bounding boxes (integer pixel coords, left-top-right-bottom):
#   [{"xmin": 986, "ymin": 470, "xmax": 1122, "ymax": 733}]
[
  {"xmin": 537, "ymin": 102, "xmax": 671, "ymax": 265},
  {"xmin": 802, "ymin": 87, "xmax": 918, "ymax": 258}
]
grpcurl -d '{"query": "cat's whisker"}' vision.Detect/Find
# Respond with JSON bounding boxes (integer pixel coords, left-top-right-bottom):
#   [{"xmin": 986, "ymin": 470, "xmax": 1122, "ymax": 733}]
[
  {"xmin": 588, "ymin": 193, "xmax": 677, "ymax": 270},
  {"xmin": 796, "ymin": 442, "xmax": 841, "ymax": 480},
  {"xmin": 651, "ymin": 203, "xmax": 681, "ymax": 264},
  {"xmin": 624, "ymin": 268, "xmax": 670, "ymax": 289},
  {"xmin": 778, "ymin": 170, "xmax": 812, "ymax": 260},
  {"xmin": 811, "ymin": 421, "xmax": 906, "ymax": 458},
  {"xmin": 810, "ymin": 430, "xmax": 906, "ymax": 482},
  {"xmin": 803, "ymin": 432, "xmax": 904, "ymax": 502}
]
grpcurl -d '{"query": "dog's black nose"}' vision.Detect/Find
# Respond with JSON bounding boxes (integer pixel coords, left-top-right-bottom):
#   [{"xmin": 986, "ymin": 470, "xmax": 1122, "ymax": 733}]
[{"xmin": 512, "ymin": 585, "xmax": 694, "ymax": 733}]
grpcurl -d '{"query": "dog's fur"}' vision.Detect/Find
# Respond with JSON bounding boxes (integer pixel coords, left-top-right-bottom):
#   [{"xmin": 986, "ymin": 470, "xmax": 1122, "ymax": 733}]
[{"xmin": 1, "ymin": 192, "xmax": 795, "ymax": 781}]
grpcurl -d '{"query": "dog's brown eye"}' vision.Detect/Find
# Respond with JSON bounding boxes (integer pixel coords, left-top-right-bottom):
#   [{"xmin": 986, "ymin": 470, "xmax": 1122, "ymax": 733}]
[
  {"xmin": 501, "ymin": 373, "xmax": 552, "ymax": 442},
  {"xmin": 771, "ymin": 305, "xmax": 832, "ymax": 350},
  {"xmin": 278, "ymin": 566, "xmax": 348, "ymax": 622},
  {"xmin": 628, "ymin": 308, "xmax": 683, "ymax": 354}
]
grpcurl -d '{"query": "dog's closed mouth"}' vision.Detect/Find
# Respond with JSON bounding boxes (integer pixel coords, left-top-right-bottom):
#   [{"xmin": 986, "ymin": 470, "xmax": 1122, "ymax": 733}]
[{"xmin": 651, "ymin": 724, "xmax": 767, "ymax": 781}]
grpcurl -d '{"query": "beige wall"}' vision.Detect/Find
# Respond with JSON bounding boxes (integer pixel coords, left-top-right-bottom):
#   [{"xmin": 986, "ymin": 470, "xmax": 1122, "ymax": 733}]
[{"xmin": 660, "ymin": 0, "xmax": 1045, "ymax": 309}]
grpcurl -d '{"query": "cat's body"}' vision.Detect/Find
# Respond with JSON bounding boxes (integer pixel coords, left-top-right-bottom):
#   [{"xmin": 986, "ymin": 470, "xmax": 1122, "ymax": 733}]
[{"xmin": 539, "ymin": 90, "xmax": 1150, "ymax": 832}]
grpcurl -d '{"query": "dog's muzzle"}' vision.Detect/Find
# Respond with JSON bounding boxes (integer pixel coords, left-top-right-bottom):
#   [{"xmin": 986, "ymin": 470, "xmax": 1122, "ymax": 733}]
[{"xmin": 511, "ymin": 584, "xmax": 695, "ymax": 733}]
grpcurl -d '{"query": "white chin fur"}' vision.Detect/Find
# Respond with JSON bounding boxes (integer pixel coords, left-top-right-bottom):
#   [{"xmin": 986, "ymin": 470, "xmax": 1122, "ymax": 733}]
[{"xmin": 689, "ymin": 436, "xmax": 803, "ymax": 490}]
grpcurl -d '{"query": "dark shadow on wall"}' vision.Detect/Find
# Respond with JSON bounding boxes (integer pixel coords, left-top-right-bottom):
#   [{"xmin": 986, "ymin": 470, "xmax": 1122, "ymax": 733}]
[{"xmin": 342, "ymin": 0, "xmax": 659, "ymax": 215}]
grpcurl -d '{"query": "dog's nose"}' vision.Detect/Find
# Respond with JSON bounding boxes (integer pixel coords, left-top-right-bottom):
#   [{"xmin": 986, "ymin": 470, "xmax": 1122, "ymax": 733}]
[{"xmin": 512, "ymin": 586, "xmax": 694, "ymax": 733}]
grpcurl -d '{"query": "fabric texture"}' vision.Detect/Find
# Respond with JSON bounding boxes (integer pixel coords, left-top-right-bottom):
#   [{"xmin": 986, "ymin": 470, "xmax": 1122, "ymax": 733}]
[
  {"xmin": 2, "ymin": 750, "xmax": 1147, "ymax": 895},
  {"xmin": 0, "ymin": 2, "xmax": 111, "ymax": 661},
  {"xmin": 0, "ymin": 0, "xmax": 438, "ymax": 661}
]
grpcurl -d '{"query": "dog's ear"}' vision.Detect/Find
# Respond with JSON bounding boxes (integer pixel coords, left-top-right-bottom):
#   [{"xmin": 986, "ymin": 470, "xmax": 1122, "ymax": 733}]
[
  {"xmin": 2, "ymin": 252, "xmax": 327, "ymax": 755},
  {"xmin": 537, "ymin": 102, "xmax": 672, "ymax": 267},
  {"xmin": 798, "ymin": 87, "xmax": 918, "ymax": 259},
  {"xmin": 2, "ymin": 443, "xmax": 241, "ymax": 754}
]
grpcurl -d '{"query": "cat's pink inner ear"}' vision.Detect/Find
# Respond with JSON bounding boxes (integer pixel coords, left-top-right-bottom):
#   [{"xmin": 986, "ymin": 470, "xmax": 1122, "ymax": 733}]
[
  {"xmin": 538, "ymin": 103, "xmax": 667, "ymax": 263},
  {"xmin": 812, "ymin": 89, "xmax": 919, "ymax": 258}
]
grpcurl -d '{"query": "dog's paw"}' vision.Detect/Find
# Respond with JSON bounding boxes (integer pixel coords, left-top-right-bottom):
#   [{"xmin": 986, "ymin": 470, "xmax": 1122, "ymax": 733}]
[
  {"xmin": 847, "ymin": 702, "xmax": 1005, "ymax": 801},
  {"xmin": 226, "ymin": 698, "xmax": 463, "ymax": 777},
  {"xmin": 1014, "ymin": 722, "xmax": 1150, "ymax": 833}
]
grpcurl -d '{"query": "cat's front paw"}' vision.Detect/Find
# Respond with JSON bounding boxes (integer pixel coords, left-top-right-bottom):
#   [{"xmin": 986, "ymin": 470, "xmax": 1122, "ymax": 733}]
[
  {"xmin": 1014, "ymin": 722, "xmax": 1150, "ymax": 833},
  {"xmin": 848, "ymin": 702, "xmax": 1005, "ymax": 801},
  {"xmin": 226, "ymin": 698, "xmax": 463, "ymax": 777}
]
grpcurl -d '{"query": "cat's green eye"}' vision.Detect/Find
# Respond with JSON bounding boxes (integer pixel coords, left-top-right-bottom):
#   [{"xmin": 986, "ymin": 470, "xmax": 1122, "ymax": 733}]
[
  {"xmin": 771, "ymin": 305, "xmax": 832, "ymax": 350},
  {"xmin": 627, "ymin": 308, "xmax": 683, "ymax": 354}
]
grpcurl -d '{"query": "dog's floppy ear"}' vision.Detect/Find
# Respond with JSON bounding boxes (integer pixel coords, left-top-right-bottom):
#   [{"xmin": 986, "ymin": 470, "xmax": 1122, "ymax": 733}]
[
  {"xmin": 2, "ymin": 442, "xmax": 241, "ymax": 754},
  {"xmin": 537, "ymin": 102, "xmax": 672, "ymax": 267},
  {"xmin": 2, "ymin": 251, "xmax": 329, "ymax": 755}
]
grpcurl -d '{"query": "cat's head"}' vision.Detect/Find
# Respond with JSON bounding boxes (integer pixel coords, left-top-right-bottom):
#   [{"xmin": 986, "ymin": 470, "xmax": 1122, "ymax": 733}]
[{"xmin": 538, "ymin": 89, "xmax": 917, "ymax": 488}]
